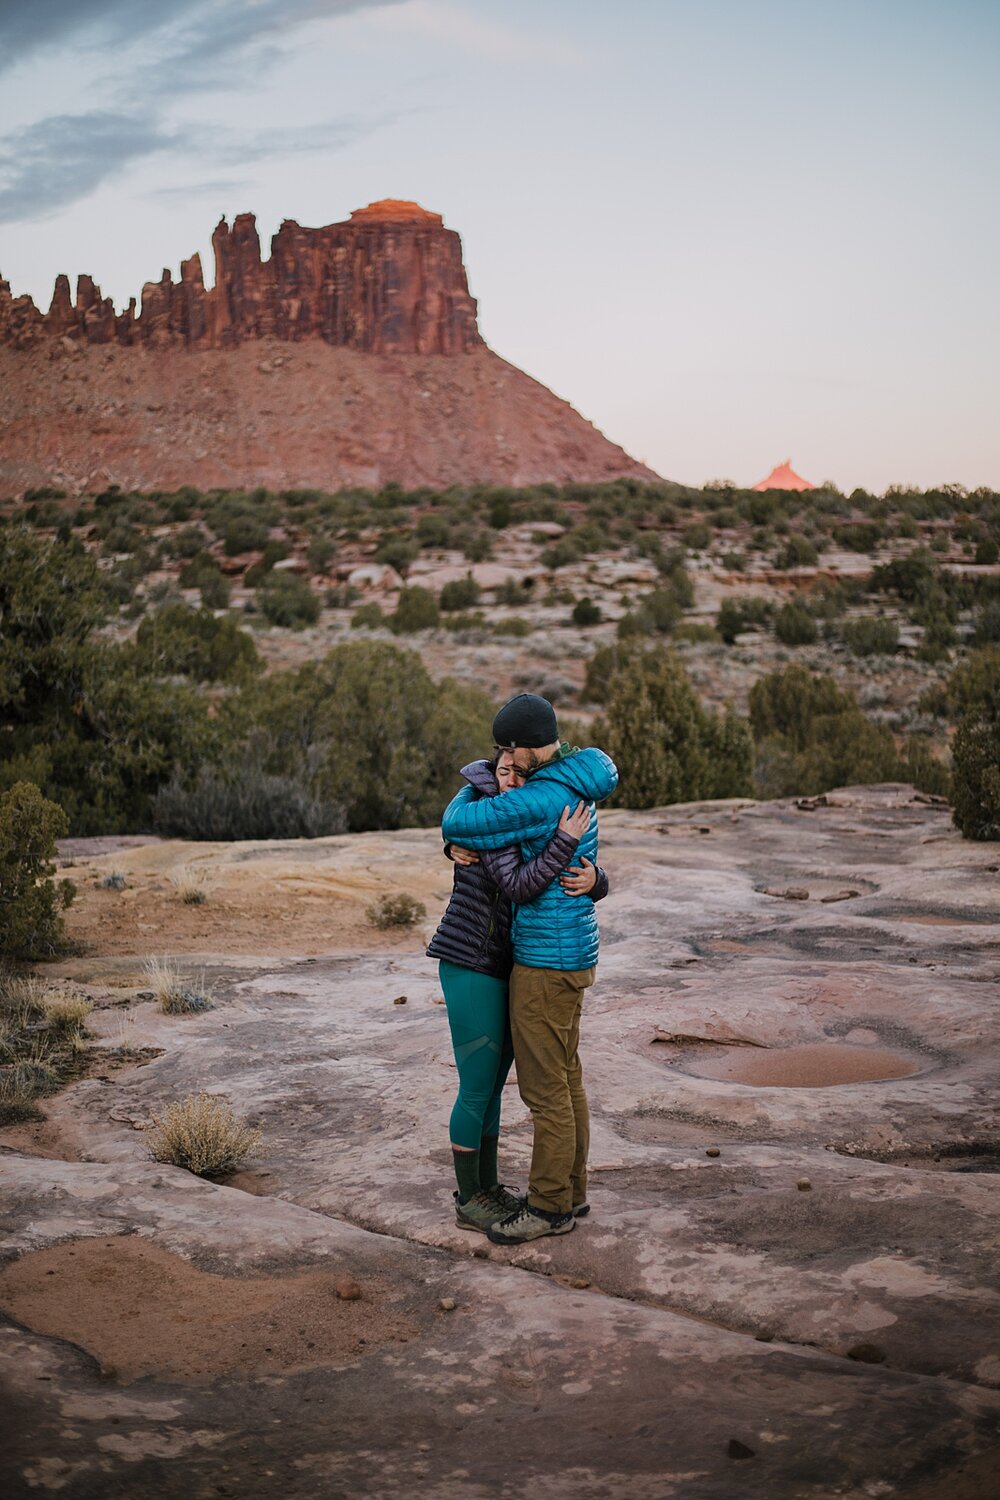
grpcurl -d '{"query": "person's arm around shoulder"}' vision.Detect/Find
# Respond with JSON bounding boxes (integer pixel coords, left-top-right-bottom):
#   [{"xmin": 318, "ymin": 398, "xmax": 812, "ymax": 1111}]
[
  {"xmin": 441, "ymin": 778, "xmax": 558, "ymax": 849},
  {"xmin": 479, "ymin": 801, "xmax": 589, "ymax": 903}
]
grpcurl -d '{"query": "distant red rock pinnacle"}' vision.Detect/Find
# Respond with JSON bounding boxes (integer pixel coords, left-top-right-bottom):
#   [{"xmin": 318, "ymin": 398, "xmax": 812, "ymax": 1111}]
[{"xmin": 752, "ymin": 460, "xmax": 815, "ymax": 492}]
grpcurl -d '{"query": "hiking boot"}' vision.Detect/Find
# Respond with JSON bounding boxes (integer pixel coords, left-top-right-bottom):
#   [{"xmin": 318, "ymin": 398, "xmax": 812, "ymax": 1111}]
[
  {"xmin": 486, "ymin": 1202, "xmax": 575, "ymax": 1245},
  {"xmin": 453, "ymin": 1189, "xmax": 502, "ymax": 1234},
  {"xmin": 486, "ymin": 1182, "xmax": 524, "ymax": 1216},
  {"xmin": 572, "ymin": 1201, "xmax": 591, "ymax": 1218}
]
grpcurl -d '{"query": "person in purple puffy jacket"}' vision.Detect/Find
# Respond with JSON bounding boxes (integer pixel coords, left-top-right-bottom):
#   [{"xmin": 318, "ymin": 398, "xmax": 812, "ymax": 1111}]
[{"xmin": 427, "ymin": 748, "xmax": 608, "ymax": 1234}]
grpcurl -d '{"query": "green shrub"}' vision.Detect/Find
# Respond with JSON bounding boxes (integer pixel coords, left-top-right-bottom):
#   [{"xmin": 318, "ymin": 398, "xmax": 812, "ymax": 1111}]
[
  {"xmin": 230, "ymin": 642, "xmax": 493, "ymax": 832},
  {"xmin": 835, "ymin": 522, "xmax": 883, "ymax": 553},
  {"xmin": 257, "ymin": 572, "xmax": 320, "ymax": 628},
  {"xmin": 351, "ymin": 602, "xmax": 385, "ymax": 630},
  {"xmin": 440, "ymin": 577, "xmax": 481, "ymax": 612},
  {"xmin": 596, "ymin": 650, "xmax": 753, "ymax": 808},
  {"xmin": 716, "ymin": 596, "xmax": 771, "ymax": 644},
  {"xmin": 774, "ymin": 535, "xmax": 819, "ymax": 569},
  {"xmin": 921, "ymin": 647, "xmax": 1000, "ymax": 721},
  {"xmin": 222, "ymin": 514, "xmax": 270, "ymax": 555},
  {"xmin": 366, "ymin": 893, "xmax": 426, "ymax": 928},
  {"xmin": 973, "ymin": 603, "xmax": 1000, "ymax": 646},
  {"xmin": 390, "ymin": 586, "xmax": 440, "ymax": 633},
  {"xmin": 375, "ymin": 535, "xmax": 419, "ymax": 577},
  {"xmin": 974, "ymin": 537, "xmax": 999, "ymax": 566},
  {"xmin": 571, "ymin": 597, "xmax": 602, "ymax": 627},
  {"xmin": 842, "ymin": 617, "xmax": 900, "ymax": 657},
  {"xmin": 749, "ymin": 664, "xmax": 905, "ymax": 798},
  {"xmin": 0, "ymin": 782, "xmax": 75, "ymax": 959},
  {"xmin": 133, "ymin": 605, "xmax": 261, "ymax": 683},
  {"xmin": 673, "ymin": 621, "xmax": 720, "ymax": 644},
  {"xmin": 774, "ymin": 602, "xmax": 818, "ymax": 646},
  {"xmin": 951, "ymin": 715, "xmax": 1000, "ymax": 840},
  {"xmin": 199, "ymin": 569, "xmax": 230, "ymax": 610},
  {"xmin": 443, "ymin": 612, "xmax": 488, "ymax": 633},
  {"xmin": 871, "ymin": 551, "xmax": 937, "ymax": 602},
  {"xmin": 493, "ymin": 617, "xmax": 532, "ymax": 637},
  {"xmin": 306, "ymin": 536, "xmax": 336, "ymax": 575},
  {"xmin": 682, "ymin": 522, "xmax": 711, "ymax": 551}
]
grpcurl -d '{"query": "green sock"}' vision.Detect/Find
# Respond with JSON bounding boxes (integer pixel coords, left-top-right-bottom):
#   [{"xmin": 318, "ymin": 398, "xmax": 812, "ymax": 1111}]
[
  {"xmin": 479, "ymin": 1134, "xmax": 500, "ymax": 1190},
  {"xmin": 452, "ymin": 1148, "xmax": 480, "ymax": 1204}
]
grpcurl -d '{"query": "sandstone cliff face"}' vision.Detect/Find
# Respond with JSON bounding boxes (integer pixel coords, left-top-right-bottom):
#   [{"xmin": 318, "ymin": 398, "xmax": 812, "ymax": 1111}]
[
  {"xmin": 0, "ymin": 201, "xmax": 481, "ymax": 355},
  {"xmin": 0, "ymin": 199, "xmax": 659, "ymax": 491}
]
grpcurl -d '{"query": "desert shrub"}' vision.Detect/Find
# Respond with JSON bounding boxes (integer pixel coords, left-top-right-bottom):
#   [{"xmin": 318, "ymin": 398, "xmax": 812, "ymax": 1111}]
[
  {"xmin": 951, "ymin": 716, "xmax": 1000, "ymax": 840},
  {"xmin": 99, "ymin": 871, "xmax": 127, "ymax": 890},
  {"xmin": 774, "ymin": 535, "xmax": 819, "ymax": 569},
  {"xmin": 351, "ymin": 602, "xmax": 385, "ymax": 630},
  {"xmin": 133, "ymin": 605, "xmax": 261, "ymax": 683},
  {"xmin": 416, "ymin": 513, "xmax": 451, "ymax": 549},
  {"xmin": 440, "ymin": 577, "xmax": 481, "ymax": 612},
  {"xmin": 842, "ymin": 617, "xmax": 900, "ymax": 657},
  {"xmin": 716, "ymin": 596, "xmax": 772, "ymax": 644},
  {"xmin": 390, "ymin": 586, "xmax": 440, "ymax": 633},
  {"xmin": 257, "ymin": 572, "xmax": 320, "ymax": 628},
  {"xmin": 443, "ymin": 612, "xmax": 488, "ymax": 633},
  {"xmin": 152, "ymin": 753, "xmax": 345, "ymax": 841},
  {"xmin": 221, "ymin": 514, "xmax": 270, "ymax": 555},
  {"xmin": 582, "ymin": 644, "xmax": 631, "ymax": 704},
  {"xmin": 326, "ymin": 584, "xmax": 360, "ymax": 609},
  {"xmin": 571, "ymin": 597, "xmax": 602, "ymax": 627},
  {"xmin": 673, "ymin": 621, "xmax": 720, "ymax": 644},
  {"xmin": 0, "ymin": 974, "xmax": 88, "ymax": 1124},
  {"xmin": 169, "ymin": 525, "xmax": 209, "ymax": 560},
  {"xmin": 199, "ymin": 569, "xmax": 230, "ymax": 610},
  {"xmin": 835, "ymin": 522, "xmax": 883, "ymax": 553},
  {"xmin": 774, "ymin": 602, "xmax": 818, "ymax": 646},
  {"xmin": 494, "ymin": 578, "xmax": 535, "ymax": 606},
  {"xmin": 0, "ymin": 782, "xmax": 75, "ymax": 959},
  {"xmin": 975, "ymin": 537, "xmax": 999, "ymax": 565},
  {"xmin": 920, "ymin": 647, "xmax": 1000, "ymax": 721},
  {"xmin": 596, "ymin": 650, "xmax": 753, "ymax": 807},
  {"xmin": 169, "ymin": 866, "xmax": 209, "ymax": 905},
  {"xmin": 721, "ymin": 551, "xmax": 746, "ymax": 571},
  {"xmin": 230, "ymin": 642, "xmax": 493, "ymax": 832},
  {"xmin": 375, "ymin": 535, "xmax": 419, "ymax": 576},
  {"xmin": 493, "ymin": 617, "xmax": 532, "ymax": 637},
  {"xmin": 682, "ymin": 522, "xmax": 711, "ymax": 551},
  {"xmin": 871, "ymin": 551, "xmax": 937, "ymax": 602},
  {"xmin": 972, "ymin": 603, "xmax": 1000, "ymax": 646},
  {"xmin": 366, "ymin": 893, "xmax": 427, "ymax": 928},
  {"xmin": 749, "ymin": 664, "xmax": 905, "ymax": 798},
  {"xmin": 306, "ymin": 536, "xmax": 336, "ymax": 575},
  {"xmin": 454, "ymin": 526, "xmax": 493, "ymax": 563},
  {"xmin": 145, "ymin": 1092, "xmax": 263, "ymax": 1176}
]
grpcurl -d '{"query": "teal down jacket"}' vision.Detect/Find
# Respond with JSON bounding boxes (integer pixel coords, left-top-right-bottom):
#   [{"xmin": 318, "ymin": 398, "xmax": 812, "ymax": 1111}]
[{"xmin": 440, "ymin": 747, "xmax": 618, "ymax": 971}]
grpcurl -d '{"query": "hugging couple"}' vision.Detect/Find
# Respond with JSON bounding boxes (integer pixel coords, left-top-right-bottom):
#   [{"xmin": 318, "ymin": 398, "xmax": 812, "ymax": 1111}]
[{"xmin": 427, "ymin": 692, "xmax": 618, "ymax": 1245}]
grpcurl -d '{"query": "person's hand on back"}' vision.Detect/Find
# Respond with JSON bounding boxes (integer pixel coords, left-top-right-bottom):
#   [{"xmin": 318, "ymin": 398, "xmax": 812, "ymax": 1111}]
[
  {"xmin": 558, "ymin": 800, "xmax": 591, "ymax": 841},
  {"xmin": 561, "ymin": 856, "xmax": 598, "ymax": 896}
]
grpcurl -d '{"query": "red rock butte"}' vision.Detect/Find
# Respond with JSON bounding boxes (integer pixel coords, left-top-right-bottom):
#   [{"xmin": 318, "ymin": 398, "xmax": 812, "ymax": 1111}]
[
  {"xmin": 752, "ymin": 460, "xmax": 815, "ymax": 492},
  {"xmin": 0, "ymin": 201, "xmax": 659, "ymax": 493}
]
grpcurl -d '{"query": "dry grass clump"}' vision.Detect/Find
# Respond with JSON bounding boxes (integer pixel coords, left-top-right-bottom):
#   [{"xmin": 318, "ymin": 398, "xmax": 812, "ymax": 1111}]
[
  {"xmin": 168, "ymin": 865, "xmax": 209, "ymax": 905},
  {"xmin": 145, "ymin": 1092, "xmax": 264, "ymax": 1177},
  {"xmin": 366, "ymin": 893, "xmax": 427, "ymax": 929},
  {"xmin": 142, "ymin": 957, "xmax": 213, "ymax": 1014},
  {"xmin": 0, "ymin": 971, "xmax": 89, "ymax": 1123},
  {"xmin": 99, "ymin": 871, "xmax": 128, "ymax": 890},
  {"xmin": 43, "ymin": 994, "xmax": 93, "ymax": 1035}
]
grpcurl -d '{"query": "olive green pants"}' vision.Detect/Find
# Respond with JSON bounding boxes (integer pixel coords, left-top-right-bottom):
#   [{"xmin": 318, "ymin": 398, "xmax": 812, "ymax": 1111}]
[{"xmin": 509, "ymin": 963, "xmax": 595, "ymax": 1215}]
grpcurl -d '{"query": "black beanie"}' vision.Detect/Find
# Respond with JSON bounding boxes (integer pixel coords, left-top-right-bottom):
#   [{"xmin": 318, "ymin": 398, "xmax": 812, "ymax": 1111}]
[{"xmin": 492, "ymin": 693, "xmax": 559, "ymax": 749}]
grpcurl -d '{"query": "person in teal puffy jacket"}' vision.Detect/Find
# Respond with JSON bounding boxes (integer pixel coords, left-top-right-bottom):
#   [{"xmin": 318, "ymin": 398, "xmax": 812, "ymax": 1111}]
[{"xmin": 440, "ymin": 693, "xmax": 618, "ymax": 1245}]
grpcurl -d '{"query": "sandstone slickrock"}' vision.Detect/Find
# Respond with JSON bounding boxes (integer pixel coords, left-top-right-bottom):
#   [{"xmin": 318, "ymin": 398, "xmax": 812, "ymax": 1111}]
[
  {"xmin": 2, "ymin": 784, "xmax": 998, "ymax": 1497},
  {"xmin": 0, "ymin": 199, "xmax": 657, "ymax": 492}
]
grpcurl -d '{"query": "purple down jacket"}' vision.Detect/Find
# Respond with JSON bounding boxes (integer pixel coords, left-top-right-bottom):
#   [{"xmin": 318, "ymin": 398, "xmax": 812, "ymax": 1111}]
[{"xmin": 426, "ymin": 759, "xmax": 609, "ymax": 980}]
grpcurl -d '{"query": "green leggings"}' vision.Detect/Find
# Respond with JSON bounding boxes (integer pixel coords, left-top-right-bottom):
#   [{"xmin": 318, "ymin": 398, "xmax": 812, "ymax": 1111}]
[{"xmin": 439, "ymin": 960, "xmax": 515, "ymax": 1150}]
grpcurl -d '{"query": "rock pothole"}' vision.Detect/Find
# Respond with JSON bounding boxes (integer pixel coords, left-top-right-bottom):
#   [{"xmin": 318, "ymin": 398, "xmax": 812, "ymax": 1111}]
[{"xmin": 669, "ymin": 1040, "xmax": 926, "ymax": 1088}]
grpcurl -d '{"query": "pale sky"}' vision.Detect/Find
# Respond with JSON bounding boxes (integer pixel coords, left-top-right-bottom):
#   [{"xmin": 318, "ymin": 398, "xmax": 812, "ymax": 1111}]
[{"xmin": 1, "ymin": 0, "xmax": 997, "ymax": 492}]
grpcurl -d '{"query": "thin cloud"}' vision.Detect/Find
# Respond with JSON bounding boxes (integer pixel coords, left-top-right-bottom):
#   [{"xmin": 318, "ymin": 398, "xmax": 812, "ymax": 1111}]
[
  {"xmin": 363, "ymin": 0, "xmax": 587, "ymax": 67},
  {"xmin": 0, "ymin": 0, "xmax": 204, "ymax": 74},
  {"xmin": 0, "ymin": 111, "xmax": 184, "ymax": 223}
]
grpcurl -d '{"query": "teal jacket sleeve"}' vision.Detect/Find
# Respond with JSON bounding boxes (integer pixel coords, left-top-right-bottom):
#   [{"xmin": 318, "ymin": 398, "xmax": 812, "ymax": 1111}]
[{"xmin": 441, "ymin": 780, "xmax": 569, "ymax": 848}]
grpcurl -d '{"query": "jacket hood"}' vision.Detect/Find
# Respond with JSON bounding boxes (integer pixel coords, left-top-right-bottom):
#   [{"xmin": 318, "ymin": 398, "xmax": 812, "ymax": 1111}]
[
  {"xmin": 533, "ymin": 747, "xmax": 618, "ymax": 802},
  {"xmin": 460, "ymin": 759, "xmax": 500, "ymax": 797}
]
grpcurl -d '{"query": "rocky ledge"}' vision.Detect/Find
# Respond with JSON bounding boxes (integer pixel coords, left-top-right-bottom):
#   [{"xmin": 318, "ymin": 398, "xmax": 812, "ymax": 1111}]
[{"xmin": 1, "ymin": 785, "xmax": 998, "ymax": 1498}]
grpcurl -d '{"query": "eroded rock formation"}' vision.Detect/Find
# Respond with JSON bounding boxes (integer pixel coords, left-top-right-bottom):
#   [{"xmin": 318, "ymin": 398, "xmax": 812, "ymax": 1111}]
[{"xmin": 0, "ymin": 200, "xmax": 482, "ymax": 355}]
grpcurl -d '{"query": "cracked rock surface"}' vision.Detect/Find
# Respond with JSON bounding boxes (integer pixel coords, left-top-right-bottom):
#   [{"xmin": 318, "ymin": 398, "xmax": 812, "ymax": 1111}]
[{"xmin": 2, "ymin": 783, "xmax": 999, "ymax": 1497}]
